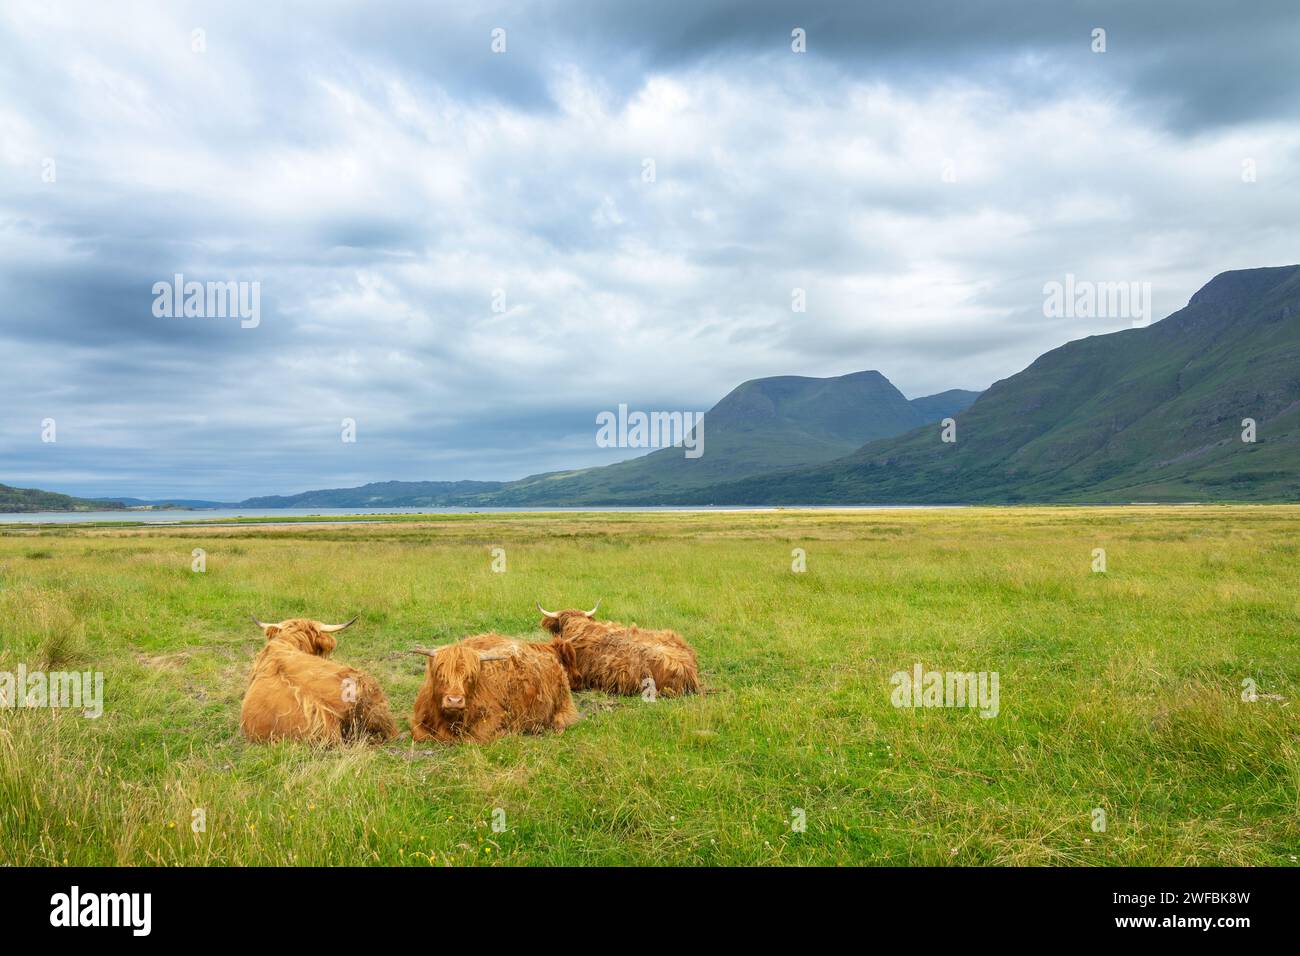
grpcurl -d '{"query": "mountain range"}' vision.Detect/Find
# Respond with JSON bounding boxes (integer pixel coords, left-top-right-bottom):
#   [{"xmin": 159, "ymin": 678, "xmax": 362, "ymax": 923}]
[
  {"xmin": 7, "ymin": 266, "xmax": 1299, "ymax": 510},
  {"xmin": 689, "ymin": 265, "xmax": 1300, "ymax": 504}
]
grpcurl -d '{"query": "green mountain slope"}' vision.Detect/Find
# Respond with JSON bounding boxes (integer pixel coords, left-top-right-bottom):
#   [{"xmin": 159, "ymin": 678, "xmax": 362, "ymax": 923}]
[
  {"xmin": 0, "ymin": 484, "xmax": 126, "ymax": 513},
  {"xmin": 691, "ymin": 265, "xmax": 1300, "ymax": 503},
  {"xmin": 473, "ymin": 370, "xmax": 934, "ymax": 505}
]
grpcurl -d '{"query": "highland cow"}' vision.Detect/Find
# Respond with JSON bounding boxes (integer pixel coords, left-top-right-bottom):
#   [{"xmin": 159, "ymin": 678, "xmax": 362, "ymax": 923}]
[
  {"xmin": 240, "ymin": 616, "xmax": 397, "ymax": 744},
  {"xmin": 409, "ymin": 633, "xmax": 580, "ymax": 744},
  {"xmin": 537, "ymin": 602, "xmax": 700, "ymax": 697}
]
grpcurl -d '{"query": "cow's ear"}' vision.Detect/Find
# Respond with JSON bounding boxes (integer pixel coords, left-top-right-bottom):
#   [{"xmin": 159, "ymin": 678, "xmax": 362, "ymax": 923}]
[{"xmin": 263, "ymin": 625, "xmax": 281, "ymax": 640}]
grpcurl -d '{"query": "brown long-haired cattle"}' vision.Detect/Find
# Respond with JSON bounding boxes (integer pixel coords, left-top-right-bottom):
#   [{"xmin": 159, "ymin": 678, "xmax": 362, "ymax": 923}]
[
  {"xmin": 537, "ymin": 603, "xmax": 700, "ymax": 697},
  {"xmin": 409, "ymin": 633, "xmax": 580, "ymax": 744},
  {"xmin": 240, "ymin": 616, "xmax": 397, "ymax": 744}
]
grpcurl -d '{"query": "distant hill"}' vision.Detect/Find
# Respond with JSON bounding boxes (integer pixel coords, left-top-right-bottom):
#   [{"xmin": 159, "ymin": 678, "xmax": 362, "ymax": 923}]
[
  {"xmin": 0, "ymin": 484, "xmax": 126, "ymax": 513},
  {"xmin": 238, "ymin": 480, "xmax": 504, "ymax": 509},
  {"xmin": 465, "ymin": 370, "xmax": 950, "ymax": 505},
  {"xmin": 685, "ymin": 265, "xmax": 1300, "ymax": 504}
]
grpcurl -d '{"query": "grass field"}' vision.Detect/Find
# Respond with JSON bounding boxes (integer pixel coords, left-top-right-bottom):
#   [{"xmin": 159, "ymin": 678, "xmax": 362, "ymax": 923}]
[{"xmin": 1, "ymin": 507, "xmax": 1297, "ymax": 866}]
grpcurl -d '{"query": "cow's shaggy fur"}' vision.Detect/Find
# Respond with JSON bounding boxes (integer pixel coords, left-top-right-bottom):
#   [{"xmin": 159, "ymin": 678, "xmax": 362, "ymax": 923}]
[
  {"xmin": 410, "ymin": 634, "xmax": 580, "ymax": 744},
  {"xmin": 539, "ymin": 610, "xmax": 700, "ymax": 697},
  {"xmin": 240, "ymin": 619, "xmax": 397, "ymax": 745}
]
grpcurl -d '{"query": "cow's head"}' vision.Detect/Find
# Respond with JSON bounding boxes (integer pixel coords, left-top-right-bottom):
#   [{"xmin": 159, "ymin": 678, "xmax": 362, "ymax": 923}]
[
  {"xmin": 251, "ymin": 616, "xmax": 356, "ymax": 657},
  {"xmin": 412, "ymin": 643, "xmax": 510, "ymax": 720},
  {"xmin": 536, "ymin": 601, "xmax": 600, "ymax": 636}
]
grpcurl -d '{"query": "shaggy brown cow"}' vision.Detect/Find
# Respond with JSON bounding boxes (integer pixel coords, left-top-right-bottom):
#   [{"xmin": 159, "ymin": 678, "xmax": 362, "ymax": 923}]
[
  {"xmin": 537, "ymin": 602, "xmax": 700, "ymax": 697},
  {"xmin": 409, "ymin": 633, "xmax": 580, "ymax": 744},
  {"xmin": 240, "ymin": 616, "xmax": 397, "ymax": 744}
]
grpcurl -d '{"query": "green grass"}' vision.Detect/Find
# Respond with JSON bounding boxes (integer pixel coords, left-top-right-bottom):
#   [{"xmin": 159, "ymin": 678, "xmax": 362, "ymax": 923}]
[{"xmin": 1, "ymin": 507, "xmax": 1297, "ymax": 866}]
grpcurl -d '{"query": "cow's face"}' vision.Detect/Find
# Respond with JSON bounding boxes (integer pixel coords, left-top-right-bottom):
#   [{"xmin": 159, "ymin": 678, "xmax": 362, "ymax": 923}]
[
  {"xmin": 253, "ymin": 616, "xmax": 354, "ymax": 656},
  {"xmin": 428, "ymin": 644, "xmax": 484, "ymax": 718}
]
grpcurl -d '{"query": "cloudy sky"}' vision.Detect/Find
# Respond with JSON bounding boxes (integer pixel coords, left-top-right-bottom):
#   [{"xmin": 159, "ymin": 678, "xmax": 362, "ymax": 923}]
[{"xmin": 2, "ymin": 1, "xmax": 1298, "ymax": 500}]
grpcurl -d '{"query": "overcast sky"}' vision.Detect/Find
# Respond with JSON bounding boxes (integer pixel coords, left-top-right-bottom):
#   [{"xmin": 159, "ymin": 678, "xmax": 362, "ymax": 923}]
[{"xmin": 2, "ymin": 1, "xmax": 1299, "ymax": 500}]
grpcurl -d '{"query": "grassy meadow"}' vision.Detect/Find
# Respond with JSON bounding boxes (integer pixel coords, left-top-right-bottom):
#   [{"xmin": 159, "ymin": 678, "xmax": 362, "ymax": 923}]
[{"xmin": 0, "ymin": 507, "xmax": 1297, "ymax": 866}]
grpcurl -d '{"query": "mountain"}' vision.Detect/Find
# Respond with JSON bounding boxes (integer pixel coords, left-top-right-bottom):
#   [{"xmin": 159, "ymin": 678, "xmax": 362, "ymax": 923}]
[
  {"xmin": 0, "ymin": 484, "xmax": 126, "ymax": 513},
  {"xmin": 238, "ymin": 480, "xmax": 504, "ymax": 509},
  {"xmin": 466, "ymin": 370, "xmax": 945, "ymax": 505},
  {"xmin": 687, "ymin": 265, "xmax": 1300, "ymax": 504}
]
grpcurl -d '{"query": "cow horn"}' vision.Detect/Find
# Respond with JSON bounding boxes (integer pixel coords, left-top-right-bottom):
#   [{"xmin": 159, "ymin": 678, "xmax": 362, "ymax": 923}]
[
  {"xmin": 583, "ymin": 600, "xmax": 600, "ymax": 617},
  {"xmin": 318, "ymin": 617, "xmax": 358, "ymax": 633},
  {"xmin": 408, "ymin": 647, "xmax": 440, "ymax": 658},
  {"xmin": 537, "ymin": 602, "xmax": 560, "ymax": 619},
  {"xmin": 250, "ymin": 615, "xmax": 274, "ymax": 629},
  {"xmin": 478, "ymin": 653, "xmax": 509, "ymax": 662}
]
